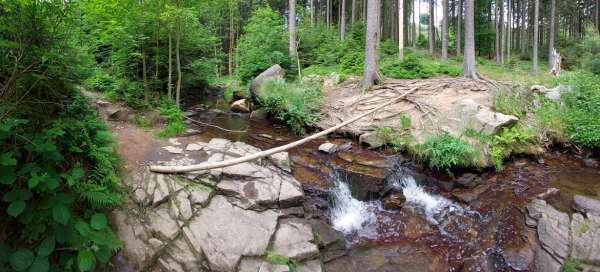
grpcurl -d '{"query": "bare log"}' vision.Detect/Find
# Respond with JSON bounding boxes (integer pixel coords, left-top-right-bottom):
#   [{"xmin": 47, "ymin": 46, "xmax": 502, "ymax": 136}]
[{"xmin": 150, "ymin": 87, "xmax": 419, "ymax": 173}]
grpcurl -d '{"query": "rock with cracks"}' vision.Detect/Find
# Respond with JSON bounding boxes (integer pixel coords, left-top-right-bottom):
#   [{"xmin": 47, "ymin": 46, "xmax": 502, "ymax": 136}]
[{"xmin": 251, "ymin": 64, "xmax": 284, "ymax": 100}]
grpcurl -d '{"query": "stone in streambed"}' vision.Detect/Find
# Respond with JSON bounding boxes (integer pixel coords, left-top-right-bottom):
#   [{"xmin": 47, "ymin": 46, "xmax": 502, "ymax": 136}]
[
  {"xmin": 573, "ymin": 194, "xmax": 600, "ymax": 216},
  {"xmin": 570, "ymin": 212, "xmax": 600, "ymax": 264},
  {"xmin": 162, "ymin": 145, "xmax": 183, "ymax": 154},
  {"xmin": 271, "ymin": 218, "xmax": 319, "ymax": 261},
  {"xmin": 359, "ymin": 132, "xmax": 384, "ymax": 149},
  {"xmin": 231, "ymin": 99, "xmax": 251, "ymax": 113},
  {"xmin": 318, "ymin": 142, "xmax": 338, "ymax": 154},
  {"xmin": 250, "ymin": 108, "xmax": 268, "ymax": 119},
  {"xmin": 383, "ymin": 192, "xmax": 406, "ymax": 210},
  {"xmin": 251, "ymin": 64, "xmax": 285, "ymax": 99}
]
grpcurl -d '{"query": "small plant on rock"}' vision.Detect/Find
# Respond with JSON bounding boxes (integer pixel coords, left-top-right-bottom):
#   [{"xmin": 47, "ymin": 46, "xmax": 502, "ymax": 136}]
[{"xmin": 419, "ymin": 132, "xmax": 475, "ymax": 172}]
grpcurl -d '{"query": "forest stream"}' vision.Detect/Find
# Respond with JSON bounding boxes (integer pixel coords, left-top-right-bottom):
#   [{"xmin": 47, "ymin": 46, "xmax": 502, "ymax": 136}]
[{"xmin": 171, "ymin": 88, "xmax": 600, "ymax": 271}]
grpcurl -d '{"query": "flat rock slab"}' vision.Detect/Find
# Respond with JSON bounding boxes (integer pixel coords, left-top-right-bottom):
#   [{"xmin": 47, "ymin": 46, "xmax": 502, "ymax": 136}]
[
  {"xmin": 571, "ymin": 213, "xmax": 600, "ymax": 264},
  {"xmin": 271, "ymin": 218, "xmax": 319, "ymax": 261},
  {"xmin": 573, "ymin": 195, "xmax": 600, "ymax": 216},
  {"xmin": 184, "ymin": 196, "xmax": 279, "ymax": 271}
]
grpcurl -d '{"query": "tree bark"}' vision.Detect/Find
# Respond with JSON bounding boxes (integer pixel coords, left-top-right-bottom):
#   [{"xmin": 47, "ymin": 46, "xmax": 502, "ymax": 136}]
[
  {"xmin": 495, "ymin": 0, "xmax": 502, "ymax": 64},
  {"xmin": 142, "ymin": 46, "xmax": 149, "ymax": 106},
  {"xmin": 155, "ymin": 0, "xmax": 160, "ymax": 80},
  {"xmin": 289, "ymin": 0, "xmax": 297, "ymax": 57},
  {"xmin": 327, "ymin": 0, "xmax": 331, "ymax": 28},
  {"xmin": 363, "ymin": 0, "xmax": 382, "ymax": 89},
  {"xmin": 412, "ymin": 0, "xmax": 416, "ymax": 48},
  {"xmin": 520, "ymin": 0, "xmax": 527, "ymax": 56},
  {"xmin": 399, "ymin": 0, "xmax": 404, "ymax": 59},
  {"xmin": 547, "ymin": 0, "xmax": 555, "ymax": 67},
  {"xmin": 463, "ymin": 0, "xmax": 477, "ymax": 78},
  {"xmin": 500, "ymin": 0, "xmax": 505, "ymax": 65},
  {"xmin": 175, "ymin": 18, "xmax": 182, "ymax": 107},
  {"xmin": 228, "ymin": 0, "xmax": 235, "ymax": 76},
  {"xmin": 341, "ymin": 0, "xmax": 347, "ymax": 40},
  {"xmin": 168, "ymin": 32, "xmax": 172, "ymax": 102},
  {"xmin": 311, "ymin": 0, "xmax": 316, "ymax": 27},
  {"xmin": 506, "ymin": 0, "xmax": 511, "ymax": 61},
  {"xmin": 441, "ymin": 0, "xmax": 448, "ymax": 60},
  {"xmin": 428, "ymin": 0, "xmax": 435, "ymax": 54},
  {"xmin": 456, "ymin": 0, "xmax": 462, "ymax": 55},
  {"xmin": 352, "ymin": 0, "xmax": 356, "ymax": 25},
  {"xmin": 532, "ymin": 0, "xmax": 539, "ymax": 72}
]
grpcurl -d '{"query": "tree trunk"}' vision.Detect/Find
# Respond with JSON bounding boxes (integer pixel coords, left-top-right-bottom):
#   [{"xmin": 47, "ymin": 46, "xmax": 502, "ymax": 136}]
[
  {"xmin": 168, "ymin": 32, "xmax": 172, "ymax": 102},
  {"xmin": 441, "ymin": 0, "xmax": 448, "ymax": 60},
  {"xmin": 341, "ymin": 0, "xmax": 347, "ymax": 40},
  {"xmin": 520, "ymin": 0, "xmax": 527, "ymax": 56},
  {"xmin": 418, "ymin": 0, "xmax": 421, "ymax": 44},
  {"xmin": 596, "ymin": 0, "xmax": 599, "ymax": 34},
  {"xmin": 155, "ymin": 0, "xmax": 160, "ymax": 80},
  {"xmin": 142, "ymin": 46, "xmax": 149, "ymax": 106},
  {"xmin": 532, "ymin": 0, "xmax": 539, "ymax": 72},
  {"xmin": 327, "ymin": 0, "xmax": 331, "ymax": 28},
  {"xmin": 463, "ymin": 0, "xmax": 477, "ymax": 78},
  {"xmin": 457, "ymin": 0, "xmax": 462, "ymax": 55},
  {"xmin": 547, "ymin": 0, "xmax": 555, "ymax": 67},
  {"xmin": 500, "ymin": 0, "xmax": 505, "ymax": 65},
  {"xmin": 412, "ymin": 0, "xmax": 416, "ymax": 48},
  {"xmin": 495, "ymin": 0, "xmax": 502, "ymax": 64},
  {"xmin": 398, "ymin": 0, "xmax": 404, "ymax": 59},
  {"xmin": 428, "ymin": 0, "xmax": 435, "ymax": 54},
  {"xmin": 175, "ymin": 19, "xmax": 182, "ymax": 107},
  {"xmin": 289, "ymin": 0, "xmax": 297, "ymax": 57},
  {"xmin": 363, "ymin": 0, "xmax": 382, "ymax": 89},
  {"xmin": 507, "ymin": 0, "xmax": 511, "ymax": 61},
  {"xmin": 311, "ymin": 0, "xmax": 316, "ymax": 27},
  {"xmin": 352, "ymin": 0, "xmax": 357, "ymax": 25},
  {"xmin": 228, "ymin": 0, "xmax": 235, "ymax": 76}
]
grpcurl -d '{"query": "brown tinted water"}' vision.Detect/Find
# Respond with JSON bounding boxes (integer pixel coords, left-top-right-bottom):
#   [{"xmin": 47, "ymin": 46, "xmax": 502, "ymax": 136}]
[{"xmin": 183, "ymin": 92, "xmax": 600, "ymax": 272}]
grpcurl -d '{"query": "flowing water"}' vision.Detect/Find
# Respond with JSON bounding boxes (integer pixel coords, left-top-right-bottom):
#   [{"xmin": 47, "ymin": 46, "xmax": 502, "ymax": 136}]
[{"xmin": 183, "ymin": 91, "xmax": 600, "ymax": 271}]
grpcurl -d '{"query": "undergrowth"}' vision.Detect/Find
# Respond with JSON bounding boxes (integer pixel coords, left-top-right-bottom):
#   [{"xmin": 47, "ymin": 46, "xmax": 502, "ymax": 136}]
[
  {"xmin": 258, "ymin": 79, "xmax": 323, "ymax": 134},
  {"xmin": 157, "ymin": 101, "xmax": 187, "ymax": 138},
  {"xmin": 416, "ymin": 132, "xmax": 476, "ymax": 172}
]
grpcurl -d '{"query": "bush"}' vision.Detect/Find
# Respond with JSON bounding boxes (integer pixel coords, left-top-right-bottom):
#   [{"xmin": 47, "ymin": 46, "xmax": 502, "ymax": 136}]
[
  {"xmin": 236, "ymin": 7, "xmax": 289, "ymax": 82},
  {"xmin": 590, "ymin": 58, "xmax": 600, "ymax": 75},
  {"xmin": 561, "ymin": 73, "xmax": 600, "ymax": 148},
  {"xmin": 340, "ymin": 50, "xmax": 364, "ymax": 75},
  {"xmin": 381, "ymin": 56, "xmax": 435, "ymax": 79},
  {"xmin": 437, "ymin": 63, "xmax": 463, "ymax": 76},
  {"xmin": 418, "ymin": 133, "xmax": 475, "ymax": 172},
  {"xmin": 258, "ymin": 80, "xmax": 323, "ymax": 134},
  {"xmin": 489, "ymin": 126, "xmax": 536, "ymax": 170},
  {"xmin": 0, "ymin": 94, "xmax": 123, "ymax": 272},
  {"xmin": 157, "ymin": 101, "xmax": 187, "ymax": 138},
  {"xmin": 84, "ymin": 69, "xmax": 119, "ymax": 93}
]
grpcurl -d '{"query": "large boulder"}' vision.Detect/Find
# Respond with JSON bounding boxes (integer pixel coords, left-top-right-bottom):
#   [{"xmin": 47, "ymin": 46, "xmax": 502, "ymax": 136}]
[
  {"xmin": 250, "ymin": 64, "xmax": 284, "ymax": 100},
  {"xmin": 231, "ymin": 99, "xmax": 251, "ymax": 113},
  {"xmin": 573, "ymin": 195, "xmax": 600, "ymax": 216},
  {"xmin": 452, "ymin": 99, "xmax": 519, "ymax": 135},
  {"xmin": 359, "ymin": 132, "xmax": 384, "ymax": 149}
]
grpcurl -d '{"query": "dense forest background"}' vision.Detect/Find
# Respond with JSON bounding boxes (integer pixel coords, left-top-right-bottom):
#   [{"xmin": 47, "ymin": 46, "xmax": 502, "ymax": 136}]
[{"xmin": 1, "ymin": 0, "xmax": 600, "ymax": 271}]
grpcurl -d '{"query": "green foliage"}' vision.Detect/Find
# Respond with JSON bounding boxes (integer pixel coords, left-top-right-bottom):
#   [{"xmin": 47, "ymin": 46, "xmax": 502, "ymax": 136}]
[
  {"xmin": 236, "ymin": 7, "xmax": 289, "ymax": 82},
  {"xmin": 563, "ymin": 259, "xmax": 583, "ymax": 272},
  {"xmin": 536, "ymin": 100, "xmax": 568, "ymax": 142},
  {"xmin": 157, "ymin": 101, "xmax": 187, "ymax": 138},
  {"xmin": 493, "ymin": 88, "xmax": 531, "ymax": 118},
  {"xmin": 84, "ymin": 69, "xmax": 119, "ymax": 93},
  {"xmin": 419, "ymin": 133, "xmax": 475, "ymax": 172},
  {"xmin": 266, "ymin": 251, "xmax": 298, "ymax": 272},
  {"xmin": 340, "ymin": 50, "xmax": 365, "ymax": 75},
  {"xmin": 0, "ymin": 95, "xmax": 123, "ymax": 271},
  {"xmin": 375, "ymin": 116, "xmax": 413, "ymax": 152},
  {"xmin": 489, "ymin": 126, "xmax": 536, "ymax": 170},
  {"xmin": 381, "ymin": 55, "xmax": 435, "ymax": 79},
  {"xmin": 560, "ymin": 73, "xmax": 600, "ymax": 148},
  {"xmin": 258, "ymin": 80, "xmax": 323, "ymax": 134},
  {"xmin": 133, "ymin": 115, "xmax": 151, "ymax": 129},
  {"xmin": 436, "ymin": 63, "xmax": 463, "ymax": 76},
  {"xmin": 591, "ymin": 58, "xmax": 600, "ymax": 76}
]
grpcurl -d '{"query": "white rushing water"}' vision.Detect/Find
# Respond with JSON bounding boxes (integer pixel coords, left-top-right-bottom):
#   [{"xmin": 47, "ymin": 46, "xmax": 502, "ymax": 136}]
[{"xmin": 329, "ymin": 171, "xmax": 379, "ymax": 238}]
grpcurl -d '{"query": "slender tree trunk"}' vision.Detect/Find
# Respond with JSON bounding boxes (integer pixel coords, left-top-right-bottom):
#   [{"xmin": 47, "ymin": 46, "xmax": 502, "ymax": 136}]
[
  {"xmin": 289, "ymin": 0, "xmax": 297, "ymax": 57},
  {"xmin": 228, "ymin": 0, "xmax": 235, "ymax": 75},
  {"xmin": 596, "ymin": 0, "xmax": 599, "ymax": 34},
  {"xmin": 341, "ymin": 0, "xmax": 347, "ymax": 40},
  {"xmin": 399, "ymin": 0, "xmax": 404, "ymax": 59},
  {"xmin": 428, "ymin": 0, "xmax": 434, "ymax": 54},
  {"xmin": 500, "ymin": 0, "xmax": 505, "ymax": 65},
  {"xmin": 412, "ymin": 0, "xmax": 417, "ymax": 48},
  {"xmin": 418, "ymin": 0, "xmax": 421, "ymax": 43},
  {"xmin": 548, "ymin": 0, "xmax": 555, "ymax": 67},
  {"xmin": 155, "ymin": 0, "xmax": 160, "ymax": 80},
  {"xmin": 441, "ymin": 0, "xmax": 448, "ymax": 60},
  {"xmin": 507, "ymin": 0, "xmax": 511, "ymax": 61},
  {"xmin": 352, "ymin": 0, "xmax": 357, "ymax": 25},
  {"xmin": 327, "ymin": 0, "xmax": 331, "ymax": 28},
  {"xmin": 463, "ymin": 0, "xmax": 476, "ymax": 78},
  {"xmin": 311, "ymin": 0, "xmax": 316, "ymax": 28},
  {"xmin": 142, "ymin": 46, "xmax": 149, "ymax": 106},
  {"xmin": 495, "ymin": 0, "xmax": 502, "ymax": 64},
  {"xmin": 520, "ymin": 0, "xmax": 527, "ymax": 56},
  {"xmin": 364, "ymin": 0, "xmax": 382, "ymax": 88},
  {"xmin": 532, "ymin": 0, "xmax": 539, "ymax": 72},
  {"xmin": 175, "ymin": 19, "xmax": 182, "ymax": 107},
  {"xmin": 457, "ymin": 0, "xmax": 462, "ymax": 55},
  {"xmin": 168, "ymin": 32, "xmax": 172, "ymax": 102}
]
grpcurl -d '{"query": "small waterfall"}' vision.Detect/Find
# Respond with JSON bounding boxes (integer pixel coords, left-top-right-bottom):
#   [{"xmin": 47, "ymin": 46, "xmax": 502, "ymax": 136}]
[{"xmin": 329, "ymin": 169, "xmax": 379, "ymax": 238}]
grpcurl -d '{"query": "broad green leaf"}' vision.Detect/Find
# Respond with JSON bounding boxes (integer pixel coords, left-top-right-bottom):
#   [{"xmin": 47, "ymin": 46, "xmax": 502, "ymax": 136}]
[
  {"xmin": 0, "ymin": 166, "xmax": 16, "ymax": 185},
  {"xmin": 66, "ymin": 166, "xmax": 85, "ymax": 186},
  {"xmin": 77, "ymin": 249, "xmax": 96, "ymax": 272},
  {"xmin": 52, "ymin": 204, "xmax": 70, "ymax": 225},
  {"xmin": 7, "ymin": 200, "xmax": 26, "ymax": 217},
  {"xmin": 95, "ymin": 247, "xmax": 111, "ymax": 264},
  {"xmin": 90, "ymin": 213, "xmax": 108, "ymax": 230},
  {"xmin": 10, "ymin": 250, "xmax": 34, "ymax": 271},
  {"xmin": 0, "ymin": 153, "xmax": 17, "ymax": 166},
  {"xmin": 75, "ymin": 220, "xmax": 91, "ymax": 236},
  {"xmin": 28, "ymin": 173, "xmax": 46, "ymax": 189},
  {"xmin": 28, "ymin": 256, "xmax": 49, "ymax": 272},
  {"xmin": 36, "ymin": 236, "xmax": 55, "ymax": 257}
]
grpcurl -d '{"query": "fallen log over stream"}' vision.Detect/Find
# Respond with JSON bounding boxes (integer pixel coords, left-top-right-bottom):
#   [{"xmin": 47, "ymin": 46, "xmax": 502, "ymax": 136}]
[{"xmin": 149, "ymin": 87, "xmax": 418, "ymax": 173}]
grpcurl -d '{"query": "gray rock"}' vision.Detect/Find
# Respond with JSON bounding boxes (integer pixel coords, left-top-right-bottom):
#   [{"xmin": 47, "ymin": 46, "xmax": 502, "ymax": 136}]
[
  {"xmin": 158, "ymin": 237, "xmax": 204, "ymax": 272},
  {"xmin": 185, "ymin": 142, "xmax": 206, "ymax": 151},
  {"xmin": 269, "ymin": 152, "xmax": 291, "ymax": 172},
  {"xmin": 530, "ymin": 85, "xmax": 573, "ymax": 101},
  {"xmin": 323, "ymin": 73, "xmax": 340, "ymax": 88},
  {"xmin": 187, "ymin": 184, "xmax": 213, "ymax": 207},
  {"xmin": 297, "ymin": 259, "xmax": 324, "ymax": 272},
  {"xmin": 183, "ymin": 196, "xmax": 278, "ymax": 271},
  {"xmin": 109, "ymin": 210, "xmax": 154, "ymax": 270},
  {"xmin": 535, "ymin": 247, "xmax": 562, "ymax": 272},
  {"xmin": 162, "ymin": 146, "xmax": 183, "ymax": 154},
  {"xmin": 231, "ymin": 99, "xmax": 251, "ymax": 113},
  {"xmin": 571, "ymin": 213, "xmax": 600, "ymax": 264},
  {"xmin": 250, "ymin": 108, "xmax": 268, "ymax": 120},
  {"xmin": 217, "ymin": 177, "xmax": 281, "ymax": 210},
  {"xmin": 146, "ymin": 206, "xmax": 179, "ymax": 240},
  {"xmin": 574, "ymin": 195, "xmax": 600, "ymax": 216},
  {"xmin": 583, "ymin": 158, "xmax": 599, "ymax": 168},
  {"xmin": 359, "ymin": 132, "xmax": 384, "ymax": 149},
  {"xmin": 453, "ymin": 99, "xmax": 519, "ymax": 135},
  {"xmin": 251, "ymin": 65, "xmax": 285, "ymax": 99},
  {"xmin": 168, "ymin": 138, "xmax": 182, "ymax": 146},
  {"xmin": 107, "ymin": 107, "xmax": 130, "ymax": 121},
  {"xmin": 271, "ymin": 218, "xmax": 319, "ymax": 261},
  {"xmin": 238, "ymin": 258, "xmax": 288, "ymax": 272},
  {"xmin": 527, "ymin": 199, "xmax": 570, "ymax": 262},
  {"xmin": 152, "ymin": 174, "xmax": 171, "ymax": 205},
  {"xmin": 278, "ymin": 174, "xmax": 304, "ymax": 208},
  {"xmin": 318, "ymin": 142, "xmax": 339, "ymax": 154}
]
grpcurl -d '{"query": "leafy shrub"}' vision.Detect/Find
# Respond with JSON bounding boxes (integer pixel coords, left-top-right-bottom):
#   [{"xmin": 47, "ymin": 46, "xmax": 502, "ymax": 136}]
[
  {"xmin": 489, "ymin": 126, "xmax": 536, "ymax": 170},
  {"xmin": 236, "ymin": 7, "xmax": 289, "ymax": 82},
  {"xmin": 419, "ymin": 133, "xmax": 475, "ymax": 172},
  {"xmin": 340, "ymin": 50, "xmax": 364, "ymax": 75},
  {"xmin": 259, "ymin": 80, "xmax": 323, "ymax": 134},
  {"xmin": 436, "ymin": 63, "xmax": 463, "ymax": 76},
  {"xmin": 493, "ymin": 88, "xmax": 531, "ymax": 118},
  {"xmin": 0, "ymin": 94, "xmax": 122, "ymax": 272},
  {"xmin": 157, "ymin": 101, "xmax": 187, "ymax": 138},
  {"xmin": 381, "ymin": 56, "xmax": 435, "ymax": 79},
  {"xmin": 84, "ymin": 69, "xmax": 119, "ymax": 93},
  {"xmin": 561, "ymin": 73, "xmax": 600, "ymax": 148},
  {"xmin": 536, "ymin": 100, "xmax": 568, "ymax": 142},
  {"xmin": 590, "ymin": 58, "xmax": 600, "ymax": 75}
]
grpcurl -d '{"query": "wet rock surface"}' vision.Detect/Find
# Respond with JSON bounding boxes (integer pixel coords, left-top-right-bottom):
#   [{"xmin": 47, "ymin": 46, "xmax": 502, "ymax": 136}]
[{"xmin": 110, "ymin": 138, "xmax": 322, "ymax": 272}]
